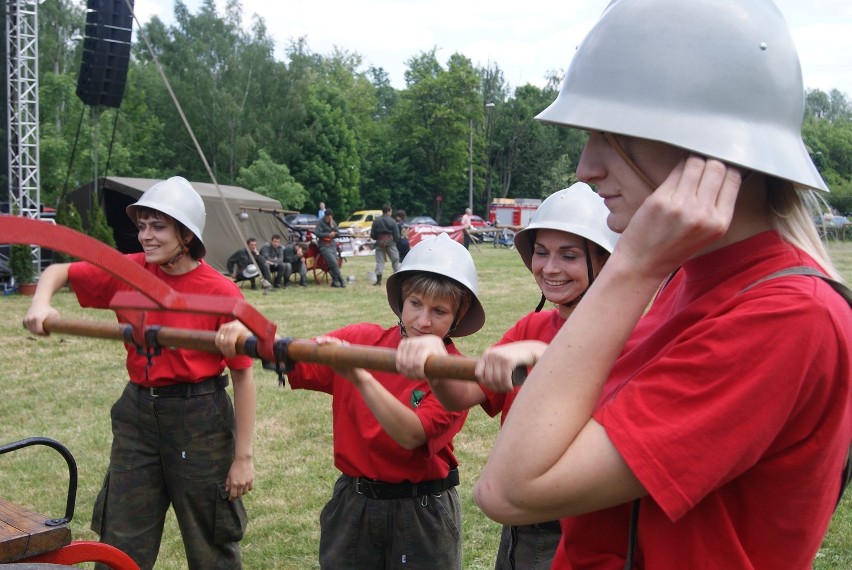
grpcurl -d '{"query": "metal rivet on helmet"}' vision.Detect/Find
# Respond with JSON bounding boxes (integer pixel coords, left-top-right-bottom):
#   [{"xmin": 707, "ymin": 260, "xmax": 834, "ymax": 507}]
[
  {"xmin": 385, "ymin": 232, "xmax": 485, "ymax": 337},
  {"xmin": 536, "ymin": 0, "xmax": 827, "ymax": 192},
  {"xmin": 126, "ymin": 176, "xmax": 208, "ymax": 257}
]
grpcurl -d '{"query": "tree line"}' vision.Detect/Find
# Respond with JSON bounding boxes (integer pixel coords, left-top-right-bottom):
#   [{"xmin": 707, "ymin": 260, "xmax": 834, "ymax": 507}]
[{"xmin": 10, "ymin": 0, "xmax": 852, "ymax": 228}]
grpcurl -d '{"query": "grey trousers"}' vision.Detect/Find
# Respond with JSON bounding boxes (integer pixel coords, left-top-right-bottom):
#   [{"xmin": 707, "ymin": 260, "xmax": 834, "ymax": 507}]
[
  {"xmin": 319, "ymin": 473, "xmax": 462, "ymax": 569},
  {"xmin": 374, "ymin": 239, "xmax": 401, "ymax": 275},
  {"xmin": 493, "ymin": 521, "xmax": 561, "ymax": 570}
]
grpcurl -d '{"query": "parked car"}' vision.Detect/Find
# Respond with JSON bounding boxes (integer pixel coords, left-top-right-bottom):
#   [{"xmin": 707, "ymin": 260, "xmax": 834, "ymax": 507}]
[
  {"xmin": 408, "ymin": 215, "xmax": 439, "ymax": 226},
  {"xmin": 338, "ymin": 209, "xmax": 383, "ymax": 236},
  {"xmin": 451, "ymin": 214, "xmax": 490, "ymax": 227},
  {"xmin": 283, "ymin": 212, "xmax": 319, "ymax": 241},
  {"xmin": 285, "ymin": 212, "xmax": 319, "ymax": 228}
]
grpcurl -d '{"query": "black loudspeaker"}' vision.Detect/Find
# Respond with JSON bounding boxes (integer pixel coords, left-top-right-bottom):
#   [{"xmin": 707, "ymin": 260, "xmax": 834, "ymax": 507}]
[{"xmin": 76, "ymin": 0, "xmax": 134, "ymax": 108}]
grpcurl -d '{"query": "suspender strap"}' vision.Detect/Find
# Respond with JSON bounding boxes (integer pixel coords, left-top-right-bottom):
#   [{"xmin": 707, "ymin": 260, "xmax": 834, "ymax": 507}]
[
  {"xmin": 738, "ymin": 265, "xmax": 852, "ymax": 509},
  {"xmin": 624, "ymin": 499, "xmax": 640, "ymax": 570},
  {"xmin": 738, "ymin": 265, "xmax": 852, "ymax": 305}
]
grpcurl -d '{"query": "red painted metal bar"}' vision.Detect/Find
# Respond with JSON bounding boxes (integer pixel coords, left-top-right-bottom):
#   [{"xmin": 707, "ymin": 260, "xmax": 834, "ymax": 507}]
[{"xmin": 1, "ymin": 215, "xmax": 278, "ymax": 361}]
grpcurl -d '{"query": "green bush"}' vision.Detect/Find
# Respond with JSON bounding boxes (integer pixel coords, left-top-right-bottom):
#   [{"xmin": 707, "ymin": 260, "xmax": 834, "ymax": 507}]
[
  {"xmin": 9, "ymin": 243, "xmax": 35, "ymax": 284},
  {"xmin": 89, "ymin": 200, "xmax": 117, "ymax": 248},
  {"xmin": 53, "ymin": 200, "xmax": 86, "ymax": 263}
]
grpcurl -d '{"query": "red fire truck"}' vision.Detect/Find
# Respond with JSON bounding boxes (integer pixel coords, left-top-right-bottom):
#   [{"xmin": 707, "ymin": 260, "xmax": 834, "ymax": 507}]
[{"xmin": 488, "ymin": 198, "xmax": 541, "ymax": 228}]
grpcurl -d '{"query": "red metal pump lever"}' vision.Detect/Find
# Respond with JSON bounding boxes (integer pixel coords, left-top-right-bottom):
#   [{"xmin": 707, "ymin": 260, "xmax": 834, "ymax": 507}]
[{"xmin": 0, "ymin": 215, "xmax": 278, "ymax": 361}]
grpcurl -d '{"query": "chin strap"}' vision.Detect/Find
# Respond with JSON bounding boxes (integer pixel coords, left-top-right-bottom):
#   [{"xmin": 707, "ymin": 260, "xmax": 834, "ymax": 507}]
[
  {"xmin": 160, "ymin": 241, "xmax": 190, "ymax": 267},
  {"xmin": 604, "ymin": 132, "xmax": 656, "ymax": 190}
]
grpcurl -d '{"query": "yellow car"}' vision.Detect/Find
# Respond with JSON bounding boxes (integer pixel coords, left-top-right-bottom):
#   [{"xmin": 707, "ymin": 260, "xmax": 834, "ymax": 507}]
[{"xmin": 338, "ymin": 209, "xmax": 383, "ymax": 236}]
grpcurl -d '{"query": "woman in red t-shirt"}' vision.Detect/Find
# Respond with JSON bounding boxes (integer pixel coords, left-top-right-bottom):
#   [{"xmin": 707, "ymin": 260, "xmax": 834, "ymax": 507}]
[
  {"xmin": 471, "ymin": 2, "xmax": 852, "ymax": 569},
  {"xmin": 24, "ymin": 176, "xmax": 256, "ymax": 569},
  {"xmin": 396, "ymin": 182, "xmax": 618, "ymax": 569}
]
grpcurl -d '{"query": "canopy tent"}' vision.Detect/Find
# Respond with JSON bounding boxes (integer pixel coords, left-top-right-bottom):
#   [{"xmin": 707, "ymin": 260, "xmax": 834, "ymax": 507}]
[{"xmin": 69, "ymin": 177, "xmax": 293, "ymax": 273}]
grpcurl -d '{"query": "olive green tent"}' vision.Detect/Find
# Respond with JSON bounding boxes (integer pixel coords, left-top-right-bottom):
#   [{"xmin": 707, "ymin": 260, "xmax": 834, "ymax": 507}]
[{"xmin": 69, "ymin": 177, "xmax": 293, "ymax": 273}]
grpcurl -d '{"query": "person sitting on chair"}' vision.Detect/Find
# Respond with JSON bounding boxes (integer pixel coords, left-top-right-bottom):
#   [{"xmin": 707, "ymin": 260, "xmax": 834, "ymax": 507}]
[
  {"xmin": 260, "ymin": 234, "xmax": 291, "ymax": 289},
  {"xmin": 283, "ymin": 241, "xmax": 309, "ymax": 287},
  {"xmin": 227, "ymin": 237, "xmax": 272, "ymax": 290}
]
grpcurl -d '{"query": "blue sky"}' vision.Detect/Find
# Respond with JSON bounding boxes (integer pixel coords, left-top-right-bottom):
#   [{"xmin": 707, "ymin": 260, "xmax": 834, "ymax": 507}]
[{"xmin": 134, "ymin": 0, "xmax": 852, "ymax": 96}]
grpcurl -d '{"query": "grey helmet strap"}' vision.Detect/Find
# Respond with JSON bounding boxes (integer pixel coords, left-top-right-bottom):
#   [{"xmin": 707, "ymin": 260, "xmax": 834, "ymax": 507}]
[{"xmin": 738, "ymin": 265, "xmax": 852, "ymax": 509}]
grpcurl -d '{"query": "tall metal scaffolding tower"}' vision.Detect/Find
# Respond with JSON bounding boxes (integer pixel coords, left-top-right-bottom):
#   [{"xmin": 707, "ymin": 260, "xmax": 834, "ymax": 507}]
[{"xmin": 5, "ymin": 0, "xmax": 41, "ymax": 276}]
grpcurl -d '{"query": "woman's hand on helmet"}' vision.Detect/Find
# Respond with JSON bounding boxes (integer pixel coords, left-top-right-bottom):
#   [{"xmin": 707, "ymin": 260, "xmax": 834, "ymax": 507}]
[
  {"xmin": 395, "ymin": 334, "xmax": 449, "ymax": 380},
  {"xmin": 616, "ymin": 154, "xmax": 742, "ymax": 280},
  {"xmin": 476, "ymin": 341, "xmax": 547, "ymax": 393}
]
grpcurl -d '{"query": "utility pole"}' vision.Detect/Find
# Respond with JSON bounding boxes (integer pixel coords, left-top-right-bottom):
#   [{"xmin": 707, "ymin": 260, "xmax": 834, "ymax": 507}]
[
  {"xmin": 484, "ymin": 102, "xmax": 495, "ymax": 212},
  {"xmin": 468, "ymin": 119, "xmax": 473, "ymax": 212}
]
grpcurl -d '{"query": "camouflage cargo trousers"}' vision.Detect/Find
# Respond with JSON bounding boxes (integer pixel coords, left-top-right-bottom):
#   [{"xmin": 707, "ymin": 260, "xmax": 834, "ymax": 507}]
[{"xmin": 91, "ymin": 381, "xmax": 246, "ymax": 570}]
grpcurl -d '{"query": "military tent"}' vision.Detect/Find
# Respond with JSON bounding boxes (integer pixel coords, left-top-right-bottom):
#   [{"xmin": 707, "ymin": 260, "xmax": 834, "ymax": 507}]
[{"xmin": 69, "ymin": 177, "xmax": 294, "ymax": 273}]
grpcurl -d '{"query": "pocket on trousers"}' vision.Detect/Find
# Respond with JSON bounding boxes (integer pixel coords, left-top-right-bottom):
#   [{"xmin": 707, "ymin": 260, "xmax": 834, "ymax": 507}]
[
  {"xmin": 90, "ymin": 471, "xmax": 110, "ymax": 536},
  {"xmin": 214, "ymin": 480, "xmax": 247, "ymax": 544},
  {"xmin": 424, "ymin": 488, "xmax": 462, "ymax": 540}
]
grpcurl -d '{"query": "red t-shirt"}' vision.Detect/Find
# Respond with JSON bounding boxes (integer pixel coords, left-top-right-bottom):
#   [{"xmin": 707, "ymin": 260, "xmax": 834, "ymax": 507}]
[
  {"xmin": 480, "ymin": 309, "xmax": 566, "ymax": 425},
  {"xmin": 553, "ymin": 231, "xmax": 852, "ymax": 569},
  {"xmin": 286, "ymin": 323, "xmax": 468, "ymax": 483},
  {"xmin": 69, "ymin": 253, "xmax": 252, "ymax": 386}
]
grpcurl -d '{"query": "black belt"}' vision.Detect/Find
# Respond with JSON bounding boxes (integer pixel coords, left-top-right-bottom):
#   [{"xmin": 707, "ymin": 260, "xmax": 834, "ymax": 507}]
[
  {"xmin": 136, "ymin": 375, "xmax": 229, "ymax": 398},
  {"xmin": 351, "ymin": 468, "xmax": 459, "ymax": 500}
]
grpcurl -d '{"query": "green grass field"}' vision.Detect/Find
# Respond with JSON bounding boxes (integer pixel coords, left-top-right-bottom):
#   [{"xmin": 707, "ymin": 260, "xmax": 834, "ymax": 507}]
[{"xmin": 1, "ymin": 241, "xmax": 850, "ymax": 569}]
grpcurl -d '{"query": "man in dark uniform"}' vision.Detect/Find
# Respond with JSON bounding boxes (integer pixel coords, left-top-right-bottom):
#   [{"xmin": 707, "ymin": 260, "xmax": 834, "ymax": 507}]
[
  {"xmin": 314, "ymin": 209, "xmax": 347, "ymax": 288},
  {"xmin": 260, "ymin": 234, "xmax": 289, "ymax": 289},
  {"xmin": 395, "ymin": 209, "xmax": 411, "ymax": 261},
  {"xmin": 226, "ymin": 237, "xmax": 272, "ymax": 290},
  {"xmin": 370, "ymin": 204, "xmax": 401, "ymax": 287},
  {"xmin": 283, "ymin": 241, "xmax": 308, "ymax": 287}
]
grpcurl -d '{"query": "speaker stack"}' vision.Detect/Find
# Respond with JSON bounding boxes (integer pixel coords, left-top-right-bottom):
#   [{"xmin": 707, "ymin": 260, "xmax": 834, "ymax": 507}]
[{"xmin": 76, "ymin": 0, "xmax": 134, "ymax": 108}]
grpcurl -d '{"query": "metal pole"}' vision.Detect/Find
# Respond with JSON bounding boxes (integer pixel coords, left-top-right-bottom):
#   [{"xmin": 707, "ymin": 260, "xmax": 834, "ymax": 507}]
[
  {"xmin": 468, "ymin": 118, "xmax": 473, "ymax": 212},
  {"xmin": 484, "ymin": 102, "xmax": 495, "ymax": 211}
]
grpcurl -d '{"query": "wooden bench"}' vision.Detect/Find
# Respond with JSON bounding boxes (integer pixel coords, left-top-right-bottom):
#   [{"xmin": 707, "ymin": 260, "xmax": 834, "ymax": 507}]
[
  {"xmin": 0, "ymin": 438, "xmax": 138, "ymax": 569},
  {"xmin": 0, "ymin": 498, "xmax": 71, "ymax": 563}
]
